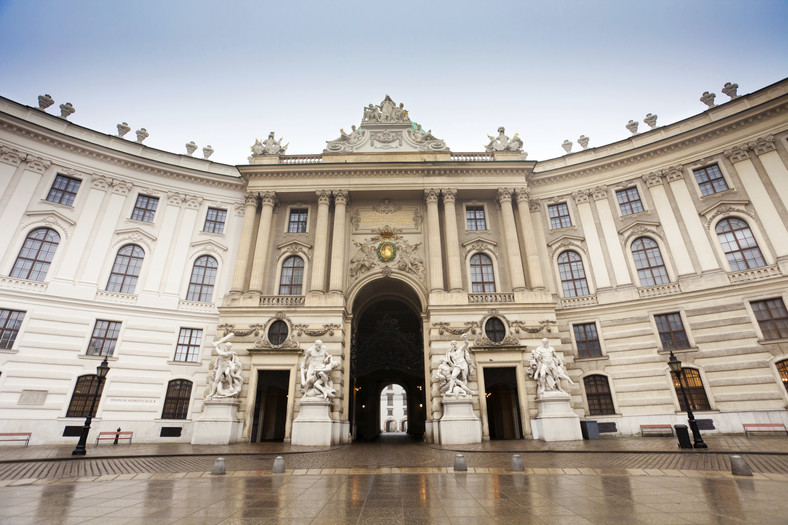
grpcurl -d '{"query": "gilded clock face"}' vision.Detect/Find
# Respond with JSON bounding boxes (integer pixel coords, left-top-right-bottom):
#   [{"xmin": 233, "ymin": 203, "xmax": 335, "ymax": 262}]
[{"xmin": 377, "ymin": 241, "xmax": 396, "ymax": 262}]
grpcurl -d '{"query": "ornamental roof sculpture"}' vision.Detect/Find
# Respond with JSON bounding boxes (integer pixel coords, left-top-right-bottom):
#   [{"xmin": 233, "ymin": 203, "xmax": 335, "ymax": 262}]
[
  {"xmin": 324, "ymin": 95, "xmax": 449, "ymax": 154},
  {"xmin": 250, "ymin": 131, "xmax": 288, "ymax": 158}
]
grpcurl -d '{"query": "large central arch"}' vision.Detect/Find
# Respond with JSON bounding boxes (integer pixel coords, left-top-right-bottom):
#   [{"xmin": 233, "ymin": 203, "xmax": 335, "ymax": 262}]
[{"xmin": 349, "ymin": 277, "xmax": 427, "ymax": 441}]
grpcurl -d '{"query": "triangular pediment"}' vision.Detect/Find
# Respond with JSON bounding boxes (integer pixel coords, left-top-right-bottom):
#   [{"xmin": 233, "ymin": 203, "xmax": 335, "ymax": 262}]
[
  {"xmin": 698, "ymin": 198, "xmax": 750, "ymax": 218},
  {"xmin": 191, "ymin": 238, "xmax": 229, "ymax": 252},
  {"xmin": 114, "ymin": 226, "xmax": 157, "ymax": 243},
  {"xmin": 546, "ymin": 234, "xmax": 585, "ymax": 248},
  {"xmin": 617, "ymin": 220, "xmax": 661, "ymax": 237},
  {"xmin": 24, "ymin": 208, "xmax": 76, "ymax": 227}
]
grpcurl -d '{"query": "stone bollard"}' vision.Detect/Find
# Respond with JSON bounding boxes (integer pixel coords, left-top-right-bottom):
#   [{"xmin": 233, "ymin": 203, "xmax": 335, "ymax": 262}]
[
  {"xmin": 730, "ymin": 455, "xmax": 753, "ymax": 477},
  {"xmin": 272, "ymin": 456, "xmax": 285, "ymax": 474},
  {"xmin": 512, "ymin": 455, "xmax": 524, "ymax": 472},
  {"xmin": 211, "ymin": 457, "xmax": 226, "ymax": 475},
  {"xmin": 454, "ymin": 454, "xmax": 467, "ymax": 472}
]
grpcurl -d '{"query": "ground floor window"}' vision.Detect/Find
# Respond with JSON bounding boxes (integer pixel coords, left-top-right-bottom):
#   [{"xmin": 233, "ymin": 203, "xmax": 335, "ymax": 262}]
[
  {"xmin": 66, "ymin": 375, "xmax": 105, "ymax": 418},
  {"xmin": 584, "ymin": 375, "xmax": 615, "ymax": 415},
  {"xmin": 673, "ymin": 368, "xmax": 711, "ymax": 411},
  {"xmin": 161, "ymin": 379, "xmax": 193, "ymax": 419}
]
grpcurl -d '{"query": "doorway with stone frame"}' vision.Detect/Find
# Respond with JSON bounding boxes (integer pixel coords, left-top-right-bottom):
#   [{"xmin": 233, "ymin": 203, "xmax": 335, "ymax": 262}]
[{"xmin": 250, "ymin": 370, "xmax": 289, "ymax": 442}]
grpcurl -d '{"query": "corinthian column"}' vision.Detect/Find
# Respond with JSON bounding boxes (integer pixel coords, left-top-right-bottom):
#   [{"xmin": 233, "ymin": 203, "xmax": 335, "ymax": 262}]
[
  {"xmin": 328, "ymin": 190, "xmax": 349, "ymax": 292},
  {"xmin": 497, "ymin": 188, "xmax": 526, "ymax": 291},
  {"xmin": 424, "ymin": 189, "xmax": 444, "ymax": 291},
  {"xmin": 515, "ymin": 188, "xmax": 544, "ymax": 289},
  {"xmin": 231, "ymin": 192, "xmax": 258, "ymax": 292},
  {"xmin": 309, "ymin": 190, "xmax": 332, "ymax": 293},
  {"xmin": 248, "ymin": 191, "xmax": 277, "ymax": 293},
  {"xmin": 441, "ymin": 189, "xmax": 463, "ymax": 291}
]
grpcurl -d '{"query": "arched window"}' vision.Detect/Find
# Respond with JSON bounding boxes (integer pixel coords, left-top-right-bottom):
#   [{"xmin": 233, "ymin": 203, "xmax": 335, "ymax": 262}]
[
  {"xmin": 186, "ymin": 255, "xmax": 218, "ymax": 302},
  {"xmin": 106, "ymin": 244, "xmax": 144, "ymax": 294},
  {"xmin": 631, "ymin": 237, "xmax": 669, "ymax": 287},
  {"xmin": 470, "ymin": 253, "xmax": 495, "ymax": 293},
  {"xmin": 66, "ymin": 375, "xmax": 105, "ymax": 418},
  {"xmin": 10, "ymin": 228, "xmax": 60, "ymax": 281},
  {"xmin": 672, "ymin": 368, "xmax": 711, "ymax": 411},
  {"xmin": 584, "ymin": 375, "xmax": 615, "ymax": 416},
  {"xmin": 716, "ymin": 218, "xmax": 766, "ymax": 271},
  {"xmin": 777, "ymin": 360, "xmax": 788, "ymax": 393},
  {"xmin": 557, "ymin": 251, "xmax": 589, "ymax": 297},
  {"xmin": 161, "ymin": 379, "xmax": 193, "ymax": 420},
  {"xmin": 279, "ymin": 256, "xmax": 304, "ymax": 295}
]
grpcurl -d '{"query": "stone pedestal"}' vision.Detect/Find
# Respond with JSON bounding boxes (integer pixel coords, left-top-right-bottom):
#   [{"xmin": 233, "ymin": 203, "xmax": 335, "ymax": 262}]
[
  {"xmin": 191, "ymin": 399, "xmax": 242, "ymax": 445},
  {"xmin": 439, "ymin": 396, "xmax": 482, "ymax": 445},
  {"xmin": 531, "ymin": 391, "xmax": 583, "ymax": 442},
  {"xmin": 291, "ymin": 397, "xmax": 335, "ymax": 446}
]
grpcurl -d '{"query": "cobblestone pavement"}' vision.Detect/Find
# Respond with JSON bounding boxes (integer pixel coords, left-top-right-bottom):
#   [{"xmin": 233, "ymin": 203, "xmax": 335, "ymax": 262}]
[
  {"xmin": 1, "ymin": 435, "xmax": 788, "ymax": 481},
  {"xmin": 1, "ymin": 470, "xmax": 787, "ymax": 524}
]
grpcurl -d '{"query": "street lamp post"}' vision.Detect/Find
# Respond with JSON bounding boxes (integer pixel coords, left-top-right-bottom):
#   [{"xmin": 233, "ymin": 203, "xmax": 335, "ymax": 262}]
[
  {"xmin": 667, "ymin": 351, "xmax": 707, "ymax": 449},
  {"xmin": 72, "ymin": 356, "xmax": 110, "ymax": 456}
]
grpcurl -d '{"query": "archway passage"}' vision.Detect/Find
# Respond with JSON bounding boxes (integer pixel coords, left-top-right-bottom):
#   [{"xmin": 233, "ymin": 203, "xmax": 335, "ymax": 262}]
[{"xmin": 350, "ymin": 281, "xmax": 426, "ymax": 441}]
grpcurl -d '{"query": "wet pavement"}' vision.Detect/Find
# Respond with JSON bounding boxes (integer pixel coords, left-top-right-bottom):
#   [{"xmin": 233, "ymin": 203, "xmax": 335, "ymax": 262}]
[{"xmin": 1, "ymin": 434, "xmax": 787, "ymax": 524}]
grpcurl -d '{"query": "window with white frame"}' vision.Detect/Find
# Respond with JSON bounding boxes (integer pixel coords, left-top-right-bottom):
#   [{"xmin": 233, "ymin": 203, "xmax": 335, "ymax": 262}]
[
  {"xmin": 0, "ymin": 309, "xmax": 25, "ymax": 350},
  {"xmin": 631, "ymin": 237, "xmax": 669, "ymax": 287},
  {"xmin": 279, "ymin": 256, "xmax": 304, "ymax": 295},
  {"xmin": 106, "ymin": 244, "xmax": 144, "ymax": 294},
  {"xmin": 161, "ymin": 379, "xmax": 193, "ymax": 419},
  {"xmin": 186, "ymin": 255, "xmax": 218, "ymax": 302},
  {"xmin": 174, "ymin": 328, "xmax": 202, "ymax": 362},
  {"xmin": 715, "ymin": 218, "xmax": 766, "ymax": 271},
  {"xmin": 203, "ymin": 208, "xmax": 227, "ymax": 234},
  {"xmin": 470, "ymin": 253, "xmax": 496, "ymax": 292},
  {"xmin": 46, "ymin": 174, "xmax": 81, "ymax": 206},
  {"xmin": 750, "ymin": 298, "xmax": 788, "ymax": 341},
  {"xmin": 654, "ymin": 312, "xmax": 690, "ymax": 350},
  {"xmin": 548, "ymin": 202, "xmax": 572, "ymax": 229},
  {"xmin": 10, "ymin": 228, "xmax": 60, "ymax": 281},
  {"xmin": 616, "ymin": 187, "xmax": 643, "ymax": 216},
  {"xmin": 86, "ymin": 320, "xmax": 121, "ymax": 357},
  {"xmin": 130, "ymin": 194, "xmax": 159, "ymax": 222},
  {"xmin": 693, "ymin": 164, "xmax": 728, "ymax": 196},
  {"xmin": 557, "ymin": 251, "xmax": 589, "ymax": 297}
]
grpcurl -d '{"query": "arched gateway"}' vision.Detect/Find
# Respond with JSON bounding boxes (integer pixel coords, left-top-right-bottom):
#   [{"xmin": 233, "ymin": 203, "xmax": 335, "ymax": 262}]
[{"xmin": 349, "ymin": 278, "xmax": 426, "ymax": 440}]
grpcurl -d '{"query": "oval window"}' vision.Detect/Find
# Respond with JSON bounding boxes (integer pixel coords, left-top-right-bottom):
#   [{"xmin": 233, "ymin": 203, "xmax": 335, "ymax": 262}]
[
  {"xmin": 484, "ymin": 317, "xmax": 506, "ymax": 343},
  {"xmin": 268, "ymin": 320, "xmax": 288, "ymax": 346}
]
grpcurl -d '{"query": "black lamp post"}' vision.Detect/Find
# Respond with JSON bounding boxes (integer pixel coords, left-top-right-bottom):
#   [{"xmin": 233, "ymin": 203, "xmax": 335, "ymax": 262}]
[
  {"xmin": 72, "ymin": 356, "xmax": 110, "ymax": 456},
  {"xmin": 667, "ymin": 351, "xmax": 707, "ymax": 449}
]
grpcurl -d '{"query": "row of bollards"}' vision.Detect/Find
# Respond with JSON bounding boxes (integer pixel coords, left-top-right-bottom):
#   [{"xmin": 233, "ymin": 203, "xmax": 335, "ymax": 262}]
[
  {"xmin": 212, "ymin": 453, "xmax": 754, "ymax": 477},
  {"xmin": 211, "ymin": 455, "xmax": 287, "ymax": 475}
]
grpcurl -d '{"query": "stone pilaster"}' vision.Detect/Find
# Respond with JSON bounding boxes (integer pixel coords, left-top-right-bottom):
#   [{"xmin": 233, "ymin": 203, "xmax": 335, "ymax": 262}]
[
  {"xmin": 515, "ymin": 188, "xmax": 544, "ymax": 289},
  {"xmin": 248, "ymin": 191, "xmax": 277, "ymax": 293},
  {"xmin": 424, "ymin": 189, "xmax": 444, "ymax": 292},
  {"xmin": 328, "ymin": 190, "xmax": 348, "ymax": 292},
  {"xmin": 441, "ymin": 189, "xmax": 463, "ymax": 291},
  {"xmin": 497, "ymin": 188, "xmax": 526, "ymax": 291},
  {"xmin": 309, "ymin": 190, "xmax": 332, "ymax": 293},
  {"xmin": 231, "ymin": 192, "xmax": 259, "ymax": 292}
]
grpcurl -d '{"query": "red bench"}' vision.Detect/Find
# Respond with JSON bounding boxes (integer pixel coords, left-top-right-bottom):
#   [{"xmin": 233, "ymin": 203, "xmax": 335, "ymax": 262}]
[
  {"xmin": 95, "ymin": 431, "xmax": 133, "ymax": 445},
  {"xmin": 0, "ymin": 432, "xmax": 31, "ymax": 446},
  {"xmin": 742, "ymin": 423, "xmax": 787, "ymax": 438},
  {"xmin": 640, "ymin": 424, "xmax": 674, "ymax": 437}
]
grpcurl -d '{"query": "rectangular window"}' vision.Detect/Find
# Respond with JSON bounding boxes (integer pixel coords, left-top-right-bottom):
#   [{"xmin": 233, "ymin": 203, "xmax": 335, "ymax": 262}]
[
  {"xmin": 174, "ymin": 328, "xmax": 203, "ymax": 362},
  {"xmin": 466, "ymin": 206, "xmax": 487, "ymax": 231},
  {"xmin": 548, "ymin": 203, "xmax": 572, "ymax": 229},
  {"xmin": 203, "ymin": 208, "xmax": 227, "ymax": 234},
  {"xmin": 131, "ymin": 195, "xmax": 159, "ymax": 222},
  {"xmin": 654, "ymin": 313, "xmax": 690, "ymax": 350},
  {"xmin": 387, "ymin": 408, "xmax": 393, "ymax": 416},
  {"xmin": 573, "ymin": 323, "xmax": 602, "ymax": 359},
  {"xmin": 751, "ymin": 298, "xmax": 788, "ymax": 341},
  {"xmin": 694, "ymin": 164, "xmax": 729, "ymax": 196},
  {"xmin": 0, "ymin": 309, "xmax": 25, "ymax": 350},
  {"xmin": 87, "ymin": 320, "xmax": 121, "ymax": 356},
  {"xmin": 616, "ymin": 187, "xmax": 644, "ymax": 216},
  {"xmin": 387, "ymin": 394, "xmax": 393, "ymax": 407},
  {"xmin": 287, "ymin": 208, "xmax": 308, "ymax": 233},
  {"xmin": 46, "ymin": 174, "xmax": 81, "ymax": 206}
]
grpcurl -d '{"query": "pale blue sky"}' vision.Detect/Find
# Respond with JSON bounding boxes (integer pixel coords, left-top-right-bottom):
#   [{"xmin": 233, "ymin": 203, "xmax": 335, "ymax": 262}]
[{"xmin": 0, "ymin": 1, "xmax": 786, "ymax": 164}]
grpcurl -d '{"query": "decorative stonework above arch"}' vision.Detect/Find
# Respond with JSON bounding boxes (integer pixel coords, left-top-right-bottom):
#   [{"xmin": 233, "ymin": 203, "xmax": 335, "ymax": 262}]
[
  {"xmin": 462, "ymin": 237, "xmax": 498, "ymax": 258},
  {"xmin": 112, "ymin": 226, "xmax": 157, "ymax": 253},
  {"xmin": 617, "ymin": 220, "xmax": 663, "ymax": 247},
  {"xmin": 253, "ymin": 311, "xmax": 300, "ymax": 351},
  {"xmin": 20, "ymin": 209, "xmax": 76, "ymax": 240},
  {"xmin": 276, "ymin": 240, "xmax": 312, "ymax": 259},
  {"xmin": 188, "ymin": 238, "xmax": 228, "ymax": 264},
  {"xmin": 547, "ymin": 234, "xmax": 586, "ymax": 259},
  {"xmin": 698, "ymin": 199, "xmax": 754, "ymax": 228}
]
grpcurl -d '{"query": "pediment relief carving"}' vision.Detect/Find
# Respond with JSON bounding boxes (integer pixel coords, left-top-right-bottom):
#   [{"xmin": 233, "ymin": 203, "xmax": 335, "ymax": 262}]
[
  {"xmin": 698, "ymin": 199, "xmax": 753, "ymax": 227},
  {"xmin": 24, "ymin": 208, "xmax": 77, "ymax": 227},
  {"xmin": 113, "ymin": 226, "xmax": 157, "ymax": 252},
  {"xmin": 617, "ymin": 220, "xmax": 663, "ymax": 245},
  {"xmin": 348, "ymin": 231, "xmax": 424, "ymax": 283},
  {"xmin": 276, "ymin": 240, "xmax": 312, "ymax": 258},
  {"xmin": 547, "ymin": 234, "xmax": 585, "ymax": 257},
  {"xmin": 462, "ymin": 237, "xmax": 498, "ymax": 258},
  {"xmin": 20, "ymin": 210, "xmax": 76, "ymax": 239}
]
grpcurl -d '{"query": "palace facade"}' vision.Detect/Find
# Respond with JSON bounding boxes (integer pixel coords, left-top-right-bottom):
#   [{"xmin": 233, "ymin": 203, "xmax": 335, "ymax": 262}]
[{"xmin": 1, "ymin": 80, "xmax": 787, "ymax": 445}]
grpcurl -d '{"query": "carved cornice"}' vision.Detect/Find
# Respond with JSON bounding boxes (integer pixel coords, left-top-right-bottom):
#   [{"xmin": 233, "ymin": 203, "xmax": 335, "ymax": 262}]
[
  {"xmin": 724, "ymin": 145, "xmax": 750, "ymax": 163},
  {"xmin": 641, "ymin": 171, "xmax": 664, "ymax": 188},
  {"xmin": 424, "ymin": 188, "xmax": 440, "ymax": 204},
  {"xmin": 0, "ymin": 145, "xmax": 24, "ymax": 166},
  {"xmin": 24, "ymin": 154, "xmax": 51, "ymax": 174}
]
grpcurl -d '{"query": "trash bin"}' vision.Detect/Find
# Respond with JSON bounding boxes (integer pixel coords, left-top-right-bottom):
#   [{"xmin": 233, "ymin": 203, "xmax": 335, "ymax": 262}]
[
  {"xmin": 674, "ymin": 424, "xmax": 692, "ymax": 449},
  {"xmin": 580, "ymin": 420, "xmax": 599, "ymax": 440}
]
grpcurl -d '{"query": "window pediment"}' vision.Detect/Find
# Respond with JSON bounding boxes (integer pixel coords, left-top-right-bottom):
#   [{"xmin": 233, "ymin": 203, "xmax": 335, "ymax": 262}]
[
  {"xmin": 617, "ymin": 220, "xmax": 662, "ymax": 245},
  {"xmin": 276, "ymin": 240, "xmax": 312, "ymax": 257},
  {"xmin": 698, "ymin": 199, "xmax": 752, "ymax": 227},
  {"xmin": 547, "ymin": 234, "xmax": 585, "ymax": 257},
  {"xmin": 462, "ymin": 237, "xmax": 497, "ymax": 257}
]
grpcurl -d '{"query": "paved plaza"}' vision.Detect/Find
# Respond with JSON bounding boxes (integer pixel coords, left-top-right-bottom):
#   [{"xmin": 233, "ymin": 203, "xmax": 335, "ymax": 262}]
[{"xmin": 1, "ymin": 435, "xmax": 788, "ymax": 524}]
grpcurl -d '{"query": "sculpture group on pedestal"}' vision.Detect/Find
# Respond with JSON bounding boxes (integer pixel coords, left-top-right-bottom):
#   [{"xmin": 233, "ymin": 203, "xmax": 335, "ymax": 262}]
[
  {"xmin": 300, "ymin": 339, "xmax": 341, "ymax": 399},
  {"xmin": 436, "ymin": 333, "xmax": 477, "ymax": 396},
  {"xmin": 207, "ymin": 332, "xmax": 243, "ymax": 399},
  {"xmin": 527, "ymin": 338, "xmax": 574, "ymax": 396},
  {"xmin": 251, "ymin": 131, "xmax": 288, "ymax": 156},
  {"xmin": 485, "ymin": 127, "xmax": 523, "ymax": 152}
]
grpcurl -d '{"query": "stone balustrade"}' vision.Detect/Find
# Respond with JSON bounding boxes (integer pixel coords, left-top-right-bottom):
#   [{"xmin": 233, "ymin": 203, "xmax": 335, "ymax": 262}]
[
  {"xmin": 280, "ymin": 155, "xmax": 323, "ymax": 165},
  {"xmin": 728, "ymin": 265, "xmax": 782, "ymax": 284},
  {"xmin": 259, "ymin": 295, "xmax": 305, "ymax": 306},
  {"xmin": 450, "ymin": 152, "xmax": 493, "ymax": 162},
  {"xmin": 468, "ymin": 292, "xmax": 515, "ymax": 303},
  {"xmin": 637, "ymin": 282, "xmax": 682, "ymax": 298},
  {"xmin": 557, "ymin": 294, "xmax": 598, "ymax": 309}
]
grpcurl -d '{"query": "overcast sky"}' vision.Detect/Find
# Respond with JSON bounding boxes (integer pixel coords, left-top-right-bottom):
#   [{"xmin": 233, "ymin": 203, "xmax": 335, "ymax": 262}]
[{"xmin": 0, "ymin": 1, "xmax": 786, "ymax": 165}]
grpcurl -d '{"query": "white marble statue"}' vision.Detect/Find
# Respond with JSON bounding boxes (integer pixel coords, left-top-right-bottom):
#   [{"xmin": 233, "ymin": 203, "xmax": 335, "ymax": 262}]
[
  {"xmin": 485, "ymin": 127, "xmax": 523, "ymax": 152},
  {"xmin": 207, "ymin": 332, "xmax": 243, "ymax": 399},
  {"xmin": 300, "ymin": 339, "xmax": 341, "ymax": 399},
  {"xmin": 436, "ymin": 334, "xmax": 477, "ymax": 396},
  {"xmin": 527, "ymin": 338, "xmax": 574, "ymax": 396}
]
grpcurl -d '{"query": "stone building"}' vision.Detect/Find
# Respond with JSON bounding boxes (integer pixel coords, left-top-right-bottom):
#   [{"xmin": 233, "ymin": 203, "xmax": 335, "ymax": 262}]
[{"xmin": 0, "ymin": 80, "xmax": 787, "ymax": 445}]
